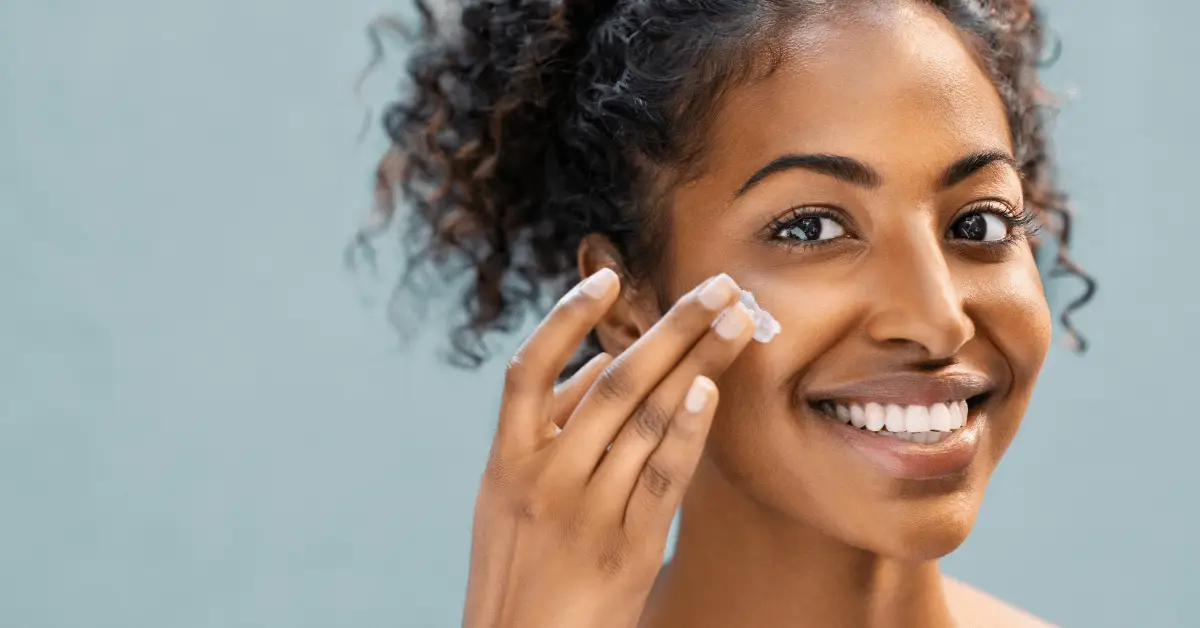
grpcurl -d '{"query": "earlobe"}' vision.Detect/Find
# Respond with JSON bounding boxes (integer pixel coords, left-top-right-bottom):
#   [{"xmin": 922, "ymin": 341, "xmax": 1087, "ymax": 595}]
[{"xmin": 577, "ymin": 234, "xmax": 655, "ymax": 355}]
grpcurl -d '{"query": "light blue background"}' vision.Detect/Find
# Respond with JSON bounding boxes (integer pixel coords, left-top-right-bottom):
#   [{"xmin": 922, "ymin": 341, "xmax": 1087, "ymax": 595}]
[{"xmin": 2, "ymin": 1, "xmax": 1195, "ymax": 626}]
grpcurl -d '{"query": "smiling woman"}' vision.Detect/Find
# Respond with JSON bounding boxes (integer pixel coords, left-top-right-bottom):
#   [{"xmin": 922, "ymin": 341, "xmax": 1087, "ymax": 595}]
[{"xmin": 365, "ymin": 1, "xmax": 1093, "ymax": 627}]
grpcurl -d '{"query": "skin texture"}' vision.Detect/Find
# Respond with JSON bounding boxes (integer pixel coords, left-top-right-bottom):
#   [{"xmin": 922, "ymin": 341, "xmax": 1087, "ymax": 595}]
[{"xmin": 575, "ymin": 4, "xmax": 1054, "ymax": 628}]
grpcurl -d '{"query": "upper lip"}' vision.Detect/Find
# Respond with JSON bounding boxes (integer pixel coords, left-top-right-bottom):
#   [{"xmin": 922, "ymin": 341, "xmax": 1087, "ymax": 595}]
[{"xmin": 805, "ymin": 372, "xmax": 994, "ymax": 407}]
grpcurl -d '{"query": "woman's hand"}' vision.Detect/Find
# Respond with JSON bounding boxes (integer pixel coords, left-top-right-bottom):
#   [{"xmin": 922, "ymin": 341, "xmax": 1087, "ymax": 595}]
[{"xmin": 461, "ymin": 270, "xmax": 757, "ymax": 628}]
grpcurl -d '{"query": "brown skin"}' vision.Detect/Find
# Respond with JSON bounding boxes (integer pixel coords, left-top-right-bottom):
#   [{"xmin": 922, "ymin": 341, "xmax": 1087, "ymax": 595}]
[
  {"xmin": 464, "ymin": 4, "xmax": 1054, "ymax": 628},
  {"xmin": 593, "ymin": 5, "xmax": 1052, "ymax": 628}
]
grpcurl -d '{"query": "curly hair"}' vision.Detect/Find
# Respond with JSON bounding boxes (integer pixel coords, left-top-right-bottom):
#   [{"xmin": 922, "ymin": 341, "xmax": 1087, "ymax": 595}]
[{"xmin": 359, "ymin": 0, "xmax": 1096, "ymax": 368}]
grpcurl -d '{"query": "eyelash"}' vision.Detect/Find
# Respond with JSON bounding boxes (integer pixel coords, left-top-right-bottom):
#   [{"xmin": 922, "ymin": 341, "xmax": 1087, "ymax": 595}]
[
  {"xmin": 764, "ymin": 207, "xmax": 847, "ymax": 250},
  {"xmin": 764, "ymin": 202, "xmax": 1039, "ymax": 251},
  {"xmin": 956, "ymin": 201, "xmax": 1040, "ymax": 247}
]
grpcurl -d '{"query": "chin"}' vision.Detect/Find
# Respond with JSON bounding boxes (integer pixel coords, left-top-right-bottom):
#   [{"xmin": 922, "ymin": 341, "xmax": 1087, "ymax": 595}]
[
  {"xmin": 856, "ymin": 492, "xmax": 985, "ymax": 562},
  {"xmin": 704, "ymin": 386, "xmax": 1006, "ymax": 563},
  {"xmin": 766, "ymin": 455, "xmax": 993, "ymax": 562}
]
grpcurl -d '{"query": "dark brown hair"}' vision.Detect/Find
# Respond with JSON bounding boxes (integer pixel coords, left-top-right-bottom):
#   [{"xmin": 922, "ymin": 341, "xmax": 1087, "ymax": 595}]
[{"xmin": 358, "ymin": 0, "xmax": 1095, "ymax": 367}]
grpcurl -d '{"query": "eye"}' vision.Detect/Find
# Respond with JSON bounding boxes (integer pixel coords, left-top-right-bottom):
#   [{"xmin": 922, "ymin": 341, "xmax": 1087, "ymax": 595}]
[
  {"xmin": 774, "ymin": 215, "xmax": 847, "ymax": 243},
  {"xmin": 949, "ymin": 210, "xmax": 1009, "ymax": 242}
]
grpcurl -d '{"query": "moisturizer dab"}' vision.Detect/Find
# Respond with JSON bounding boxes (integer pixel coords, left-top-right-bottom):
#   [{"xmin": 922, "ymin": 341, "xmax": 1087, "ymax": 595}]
[{"xmin": 739, "ymin": 290, "xmax": 781, "ymax": 343}]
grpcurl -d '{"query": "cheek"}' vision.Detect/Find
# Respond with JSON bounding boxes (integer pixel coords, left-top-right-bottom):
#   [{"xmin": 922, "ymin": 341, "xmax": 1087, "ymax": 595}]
[
  {"xmin": 962, "ymin": 257, "xmax": 1052, "ymax": 462},
  {"xmin": 717, "ymin": 272, "xmax": 865, "ymax": 391},
  {"xmin": 700, "ymin": 272, "xmax": 864, "ymax": 466},
  {"xmin": 966, "ymin": 258, "xmax": 1053, "ymax": 384}
]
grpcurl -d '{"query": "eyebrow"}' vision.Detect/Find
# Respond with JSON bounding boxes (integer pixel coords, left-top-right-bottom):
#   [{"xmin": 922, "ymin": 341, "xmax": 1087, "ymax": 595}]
[
  {"xmin": 942, "ymin": 150, "xmax": 1020, "ymax": 188},
  {"xmin": 733, "ymin": 149, "xmax": 1020, "ymax": 197}
]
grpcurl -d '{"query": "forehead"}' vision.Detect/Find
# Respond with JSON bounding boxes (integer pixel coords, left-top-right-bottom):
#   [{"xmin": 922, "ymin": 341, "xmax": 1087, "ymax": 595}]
[{"xmin": 708, "ymin": 3, "xmax": 1012, "ymax": 184}]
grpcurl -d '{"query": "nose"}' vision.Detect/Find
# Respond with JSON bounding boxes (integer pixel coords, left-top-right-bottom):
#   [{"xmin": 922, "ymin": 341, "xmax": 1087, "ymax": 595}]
[{"xmin": 863, "ymin": 228, "xmax": 974, "ymax": 360}]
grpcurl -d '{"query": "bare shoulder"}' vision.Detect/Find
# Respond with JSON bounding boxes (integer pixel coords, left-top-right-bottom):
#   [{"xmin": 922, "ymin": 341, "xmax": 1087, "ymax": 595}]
[{"xmin": 942, "ymin": 576, "xmax": 1058, "ymax": 628}]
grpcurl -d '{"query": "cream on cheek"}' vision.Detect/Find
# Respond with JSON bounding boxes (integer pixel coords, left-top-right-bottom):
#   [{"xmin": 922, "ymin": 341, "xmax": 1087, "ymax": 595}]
[{"xmin": 739, "ymin": 289, "xmax": 783, "ymax": 343}]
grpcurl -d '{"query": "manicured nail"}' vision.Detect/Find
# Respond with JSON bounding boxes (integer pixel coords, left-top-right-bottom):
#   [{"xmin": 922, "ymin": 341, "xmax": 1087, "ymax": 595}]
[
  {"xmin": 685, "ymin": 376, "xmax": 713, "ymax": 414},
  {"xmin": 698, "ymin": 274, "xmax": 737, "ymax": 311},
  {"xmin": 581, "ymin": 268, "xmax": 618, "ymax": 298},
  {"xmin": 714, "ymin": 303, "xmax": 751, "ymax": 340}
]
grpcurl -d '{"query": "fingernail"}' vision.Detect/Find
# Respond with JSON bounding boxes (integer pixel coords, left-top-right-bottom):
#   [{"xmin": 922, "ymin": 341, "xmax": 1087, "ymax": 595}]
[
  {"xmin": 685, "ymin": 376, "xmax": 712, "ymax": 414},
  {"xmin": 698, "ymin": 274, "xmax": 737, "ymax": 310},
  {"xmin": 713, "ymin": 303, "xmax": 751, "ymax": 340},
  {"xmin": 581, "ymin": 268, "xmax": 618, "ymax": 298}
]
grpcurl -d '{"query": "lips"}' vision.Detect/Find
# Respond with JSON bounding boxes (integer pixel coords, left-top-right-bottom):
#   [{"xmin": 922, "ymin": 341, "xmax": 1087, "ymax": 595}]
[{"xmin": 803, "ymin": 372, "xmax": 995, "ymax": 479}]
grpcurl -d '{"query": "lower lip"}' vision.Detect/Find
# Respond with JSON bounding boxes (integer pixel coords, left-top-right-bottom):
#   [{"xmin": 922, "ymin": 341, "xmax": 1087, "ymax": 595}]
[{"xmin": 815, "ymin": 408, "xmax": 986, "ymax": 480}]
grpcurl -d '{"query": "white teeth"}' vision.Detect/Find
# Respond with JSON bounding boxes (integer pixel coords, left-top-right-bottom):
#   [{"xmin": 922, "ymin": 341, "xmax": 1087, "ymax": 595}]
[
  {"xmin": 884, "ymin": 405, "xmax": 906, "ymax": 433},
  {"xmin": 864, "ymin": 403, "xmax": 886, "ymax": 432},
  {"xmin": 905, "ymin": 405, "xmax": 931, "ymax": 433},
  {"xmin": 821, "ymin": 400, "xmax": 973, "ymax": 443},
  {"xmin": 930, "ymin": 403, "xmax": 953, "ymax": 432},
  {"xmin": 916, "ymin": 431, "xmax": 951, "ymax": 445},
  {"xmin": 849, "ymin": 404, "xmax": 867, "ymax": 428},
  {"xmin": 951, "ymin": 401, "xmax": 967, "ymax": 429}
]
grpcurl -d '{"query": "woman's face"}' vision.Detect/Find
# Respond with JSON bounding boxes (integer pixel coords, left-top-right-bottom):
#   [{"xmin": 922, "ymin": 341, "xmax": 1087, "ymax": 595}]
[{"xmin": 661, "ymin": 4, "xmax": 1051, "ymax": 559}]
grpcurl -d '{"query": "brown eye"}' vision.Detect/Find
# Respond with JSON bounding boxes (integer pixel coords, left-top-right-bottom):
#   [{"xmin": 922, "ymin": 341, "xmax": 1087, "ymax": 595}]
[
  {"xmin": 950, "ymin": 212, "xmax": 1009, "ymax": 242},
  {"xmin": 776, "ymin": 216, "xmax": 846, "ymax": 242}
]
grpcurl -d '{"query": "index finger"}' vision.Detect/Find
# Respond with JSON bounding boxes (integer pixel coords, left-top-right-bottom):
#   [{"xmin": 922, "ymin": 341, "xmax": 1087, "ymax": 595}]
[
  {"xmin": 551, "ymin": 274, "xmax": 743, "ymax": 467},
  {"xmin": 496, "ymin": 268, "xmax": 621, "ymax": 451}
]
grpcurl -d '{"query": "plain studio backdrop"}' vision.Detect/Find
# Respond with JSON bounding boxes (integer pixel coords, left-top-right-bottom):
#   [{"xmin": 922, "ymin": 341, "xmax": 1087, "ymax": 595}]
[{"xmin": 1, "ymin": 1, "xmax": 1195, "ymax": 626}]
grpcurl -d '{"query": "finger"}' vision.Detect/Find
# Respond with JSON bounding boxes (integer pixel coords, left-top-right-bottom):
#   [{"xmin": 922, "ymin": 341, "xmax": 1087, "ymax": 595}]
[
  {"xmin": 587, "ymin": 304, "xmax": 754, "ymax": 511},
  {"xmin": 623, "ymin": 376, "xmax": 718, "ymax": 536},
  {"xmin": 497, "ymin": 268, "xmax": 620, "ymax": 453},
  {"xmin": 554, "ymin": 275, "xmax": 744, "ymax": 476},
  {"xmin": 550, "ymin": 352, "xmax": 613, "ymax": 430}
]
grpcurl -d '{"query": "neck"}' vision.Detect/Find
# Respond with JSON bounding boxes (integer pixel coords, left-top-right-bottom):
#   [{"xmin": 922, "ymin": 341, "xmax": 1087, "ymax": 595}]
[{"xmin": 639, "ymin": 459, "xmax": 957, "ymax": 628}]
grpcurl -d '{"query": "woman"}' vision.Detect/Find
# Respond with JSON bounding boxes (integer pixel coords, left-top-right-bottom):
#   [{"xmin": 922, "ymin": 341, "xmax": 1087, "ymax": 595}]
[{"xmin": 367, "ymin": 0, "xmax": 1094, "ymax": 626}]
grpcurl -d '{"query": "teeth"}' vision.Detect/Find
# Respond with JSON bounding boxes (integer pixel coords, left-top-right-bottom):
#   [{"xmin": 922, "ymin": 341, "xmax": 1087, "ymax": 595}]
[
  {"xmin": 884, "ymin": 405, "xmax": 906, "ymax": 433},
  {"xmin": 930, "ymin": 403, "xmax": 953, "ymax": 432},
  {"xmin": 849, "ymin": 405, "xmax": 867, "ymax": 428},
  {"xmin": 951, "ymin": 401, "xmax": 967, "ymax": 429},
  {"xmin": 905, "ymin": 405, "xmax": 931, "ymax": 433},
  {"xmin": 820, "ymin": 400, "xmax": 973, "ymax": 443},
  {"xmin": 864, "ymin": 403, "xmax": 886, "ymax": 432}
]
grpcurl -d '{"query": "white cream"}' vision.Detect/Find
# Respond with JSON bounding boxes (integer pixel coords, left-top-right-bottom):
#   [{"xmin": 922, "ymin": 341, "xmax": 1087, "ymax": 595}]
[{"xmin": 739, "ymin": 290, "xmax": 782, "ymax": 343}]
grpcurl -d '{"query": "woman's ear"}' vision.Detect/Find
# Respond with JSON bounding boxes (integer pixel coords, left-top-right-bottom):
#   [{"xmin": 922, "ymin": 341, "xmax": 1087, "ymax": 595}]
[{"xmin": 577, "ymin": 234, "xmax": 658, "ymax": 356}]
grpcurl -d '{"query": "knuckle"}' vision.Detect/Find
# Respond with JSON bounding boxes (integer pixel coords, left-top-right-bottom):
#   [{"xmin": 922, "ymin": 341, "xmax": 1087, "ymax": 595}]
[
  {"xmin": 563, "ymin": 509, "xmax": 590, "ymax": 542},
  {"xmin": 664, "ymin": 305, "xmax": 699, "ymax": 333},
  {"xmin": 629, "ymin": 399, "xmax": 671, "ymax": 441},
  {"xmin": 512, "ymin": 493, "xmax": 545, "ymax": 524},
  {"xmin": 596, "ymin": 536, "xmax": 632, "ymax": 577},
  {"xmin": 506, "ymin": 473, "xmax": 558, "ymax": 524},
  {"xmin": 640, "ymin": 460, "xmax": 674, "ymax": 499},
  {"xmin": 593, "ymin": 362, "xmax": 635, "ymax": 402}
]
